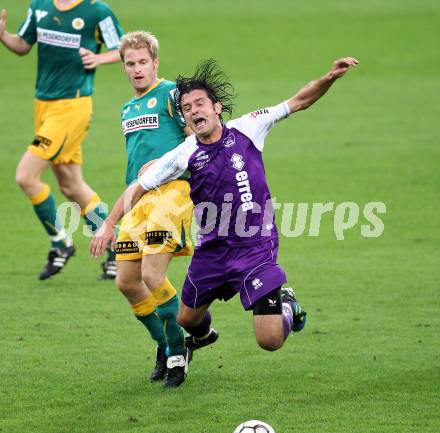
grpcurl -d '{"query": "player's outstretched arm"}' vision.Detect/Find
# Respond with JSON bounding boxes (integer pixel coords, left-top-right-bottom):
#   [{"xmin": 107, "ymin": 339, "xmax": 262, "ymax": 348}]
[
  {"xmin": 90, "ymin": 181, "xmax": 145, "ymax": 257},
  {"xmin": 0, "ymin": 9, "xmax": 32, "ymax": 55},
  {"xmin": 138, "ymin": 140, "xmax": 192, "ymax": 190},
  {"xmin": 287, "ymin": 57, "xmax": 359, "ymax": 113},
  {"xmin": 79, "ymin": 47, "xmax": 121, "ymax": 70},
  {"xmin": 137, "ymin": 159, "xmax": 157, "ymax": 178}
]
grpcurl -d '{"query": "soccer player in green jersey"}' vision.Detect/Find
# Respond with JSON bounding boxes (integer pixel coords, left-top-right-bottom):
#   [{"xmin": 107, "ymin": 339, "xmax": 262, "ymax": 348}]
[
  {"xmin": 91, "ymin": 31, "xmax": 194, "ymax": 387},
  {"xmin": 0, "ymin": 1, "xmax": 124, "ymax": 280}
]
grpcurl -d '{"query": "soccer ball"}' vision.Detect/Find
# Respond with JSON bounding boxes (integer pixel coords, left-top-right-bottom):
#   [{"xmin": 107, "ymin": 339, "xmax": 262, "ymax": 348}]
[{"xmin": 233, "ymin": 420, "xmax": 276, "ymax": 433}]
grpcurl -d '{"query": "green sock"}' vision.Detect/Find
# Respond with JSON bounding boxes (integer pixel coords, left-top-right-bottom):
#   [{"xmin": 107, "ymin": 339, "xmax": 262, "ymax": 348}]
[
  {"xmin": 135, "ymin": 312, "xmax": 167, "ymax": 349},
  {"xmin": 33, "ymin": 192, "xmax": 58, "ymax": 236},
  {"xmin": 33, "ymin": 193, "xmax": 71, "ymax": 249},
  {"xmin": 83, "ymin": 202, "xmax": 109, "ymax": 235},
  {"xmin": 156, "ymin": 295, "xmax": 185, "ymax": 356}
]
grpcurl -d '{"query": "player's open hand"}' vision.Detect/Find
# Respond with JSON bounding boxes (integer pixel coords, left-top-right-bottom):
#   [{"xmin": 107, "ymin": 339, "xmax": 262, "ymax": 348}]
[
  {"xmin": 0, "ymin": 9, "xmax": 7, "ymax": 38},
  {"xmin": 90, "ymin": 221, "xmax": 115, "ymax": 257},
  {"xmin": 79, "ymin": 47, "xmax": 100, "ymax": 70},
  {"xmin": 330, "ymin": 57, "xmax": 359, "ymax": 79},
  {"xmin": 138, "ymin": 159, "xmax": 158, "ymax": 178}
]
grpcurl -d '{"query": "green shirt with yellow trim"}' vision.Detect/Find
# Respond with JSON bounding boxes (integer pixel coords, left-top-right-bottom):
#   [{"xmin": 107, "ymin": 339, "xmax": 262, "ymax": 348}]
[
  {"xmin": 18, "ymin": 0, "xmax": 124, "ymax": 100},
  {"xmin": 121, "ymin": 79, "xmax": 186, "ymax": 185}
]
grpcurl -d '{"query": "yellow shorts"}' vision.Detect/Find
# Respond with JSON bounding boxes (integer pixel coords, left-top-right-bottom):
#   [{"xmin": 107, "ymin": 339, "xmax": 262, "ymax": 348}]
[
  {"xmin": 28, "ymin": 97, "xmax": 92, "ymax": 165},
  {"xmin": 116, "ymin": 180, "xmax": 194, "ymax": 261}
]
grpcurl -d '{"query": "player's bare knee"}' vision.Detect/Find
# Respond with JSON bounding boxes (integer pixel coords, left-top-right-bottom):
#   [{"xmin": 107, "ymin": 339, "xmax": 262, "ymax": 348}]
[
  {"xmin": 177, "ymin": 311, "xmax": 194, "ymax": 329},
  {"xmin": 176, "ymin": 312, "xmax": 189, "ymax": 328},
  {"xmin": 256, "ymin": 334, "xmax": 283, "ymax": 352},
  {"xmin": 258, "ymin": 342, "xmax": 279, "ymax": 352},
  {"xmin": 15, "ymin": 169, "xmax": 34, "ymax": 191},
  {"xmin": 116, "ymin": 274, "xmax": 133, "ymax": 295},
  {"xmin": 142, "ymin": 267, "xmax": 165, "ymax": 290}
]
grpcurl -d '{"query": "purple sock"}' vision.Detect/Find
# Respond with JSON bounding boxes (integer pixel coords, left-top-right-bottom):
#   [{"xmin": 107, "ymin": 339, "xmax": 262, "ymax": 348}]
[
  {"xmin": 184, "ymin": 310, "xmax": 212, "ymax": 338},
  {"xmin": 282, "ymin": 303, "xmax": 293, "ymax": 339}
]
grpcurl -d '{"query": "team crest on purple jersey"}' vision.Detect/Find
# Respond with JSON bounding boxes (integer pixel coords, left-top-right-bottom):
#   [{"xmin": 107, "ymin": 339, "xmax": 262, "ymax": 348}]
[{"xmin": 223, "ymin": 131, "xmax": 235, "ymax": 147}]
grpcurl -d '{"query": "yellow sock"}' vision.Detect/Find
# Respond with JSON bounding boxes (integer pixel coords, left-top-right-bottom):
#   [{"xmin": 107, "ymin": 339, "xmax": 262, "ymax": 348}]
[
  {"xmin": 150, "ymin": 278, "xmax": 177, "ymax": 306},
  {"xmin": 80, "ymin": 192, "xmax": 101, "ymax": 216},
  {"xmin": 30, "ymin": 183, "xmax": 50, "ymax": 205},
  {"xmin": 131, "ymin": 296, "xmax": 157, "ymax": 316},
  {"xmin": 133, "ymin": 296, "xmax": 167, "ymax": 348}
]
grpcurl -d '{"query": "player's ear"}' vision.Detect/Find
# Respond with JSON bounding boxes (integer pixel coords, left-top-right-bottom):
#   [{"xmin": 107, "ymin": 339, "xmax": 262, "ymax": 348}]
[
  {"xmin": 121, "ymin": 55, "xmax": 129, "ymax": 72},
  {"xmin": 214, "ymin": 101, "xmax": 222, "ymax": 115},
  {"xmin": 154, "ymin": 57, "xmax": 160, "ymax": 70}
]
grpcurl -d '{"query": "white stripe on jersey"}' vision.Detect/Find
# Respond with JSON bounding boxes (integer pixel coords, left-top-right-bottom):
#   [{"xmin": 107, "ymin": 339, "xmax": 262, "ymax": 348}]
[
  {"xmin": 18, "ymin": 8, "xmax": 33, "ymax": 37},
  {"xmin": 98, "ymin": 16, "xmax": 120, "ymax": 49}
]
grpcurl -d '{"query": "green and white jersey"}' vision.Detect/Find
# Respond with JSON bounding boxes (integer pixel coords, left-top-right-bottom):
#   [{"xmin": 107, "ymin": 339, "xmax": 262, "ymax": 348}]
[
  {"xmin": 121, "ymin": 80, "xmax": 186, "ymax": 185},
  {"xmin": 18, "ymin": 0, "xmax": 124, "ymax": 100}
]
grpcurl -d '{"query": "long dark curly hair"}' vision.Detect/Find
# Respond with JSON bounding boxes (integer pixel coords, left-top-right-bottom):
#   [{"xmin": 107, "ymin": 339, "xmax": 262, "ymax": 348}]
[{"xmin": 174, "ymin": 59, "xmax": 236, "ymax": 121}]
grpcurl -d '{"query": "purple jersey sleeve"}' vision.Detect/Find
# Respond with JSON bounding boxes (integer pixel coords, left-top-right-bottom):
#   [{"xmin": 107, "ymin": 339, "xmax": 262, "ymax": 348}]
[
  {"xmin": 138, "ymin": 135, "xmax": 198, "ymax": 190},
  {"xmin": 226, "ymin": 101, "xmax": 290, "ymax": 151}
]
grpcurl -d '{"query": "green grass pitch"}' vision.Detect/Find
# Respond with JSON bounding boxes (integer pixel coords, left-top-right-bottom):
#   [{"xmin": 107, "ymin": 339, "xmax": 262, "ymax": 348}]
[{"xmin": 0, "ymin": 1, "xmax": 439, "ymax": 432}]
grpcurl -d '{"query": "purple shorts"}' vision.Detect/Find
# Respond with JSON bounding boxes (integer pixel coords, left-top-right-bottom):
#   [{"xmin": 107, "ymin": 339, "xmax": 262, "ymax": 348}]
[{"xmin": 181, "ymin": 239, "xmax": 287, "ymax": 310}]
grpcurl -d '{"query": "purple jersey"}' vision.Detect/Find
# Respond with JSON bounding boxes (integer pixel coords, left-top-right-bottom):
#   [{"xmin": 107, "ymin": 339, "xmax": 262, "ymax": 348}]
[{"xmin": 138, "ymin": 102, "xmax": 290, "ymax": 249}]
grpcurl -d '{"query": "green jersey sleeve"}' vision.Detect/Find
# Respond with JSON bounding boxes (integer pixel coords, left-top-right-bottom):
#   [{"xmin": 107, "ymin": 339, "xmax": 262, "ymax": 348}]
[
  {"xmin": 18, "ymin": 2, "xmax": 37, "ymax": 45},
  {"xmin": 95, "ymin": 1, "xmax": 124, "ymax": 50}
]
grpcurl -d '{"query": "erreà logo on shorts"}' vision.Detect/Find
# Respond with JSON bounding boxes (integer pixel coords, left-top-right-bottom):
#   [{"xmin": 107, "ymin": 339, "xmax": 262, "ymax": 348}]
[
  {"xmin": 122, "ymin": 114, "xmax": 159, "ymax": 134},
  {"xmin": 36, "ymin": 27, "xmax": 81, "ymax": 49}
]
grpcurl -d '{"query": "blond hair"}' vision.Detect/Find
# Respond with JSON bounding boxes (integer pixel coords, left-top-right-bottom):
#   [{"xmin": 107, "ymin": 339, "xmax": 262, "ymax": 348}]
[{"xmin": 119, "ymin": 31, "xmax": 159, "ymax": 61}]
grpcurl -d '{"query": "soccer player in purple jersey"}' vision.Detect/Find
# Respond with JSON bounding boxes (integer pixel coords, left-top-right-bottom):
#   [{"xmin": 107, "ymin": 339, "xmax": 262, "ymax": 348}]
[{"xmin": 93, "ymin": 56, "xmax": 358, "ymax": 355}]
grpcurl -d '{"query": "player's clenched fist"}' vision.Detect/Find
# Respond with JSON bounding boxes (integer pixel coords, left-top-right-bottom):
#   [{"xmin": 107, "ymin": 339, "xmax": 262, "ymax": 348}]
[{"xmin": 79, "ymin": 47, "xmax": 100, "ymax": 70}]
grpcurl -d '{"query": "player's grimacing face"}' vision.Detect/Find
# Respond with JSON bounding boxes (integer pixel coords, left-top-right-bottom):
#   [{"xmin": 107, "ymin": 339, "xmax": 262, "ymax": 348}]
[
  {"xmin": 180, "ymin": 89, "xmax": 222, "ymax": 140},
  {"xmin": 123, "ymin": 48, "xmax": 159, "ymax": 95}
]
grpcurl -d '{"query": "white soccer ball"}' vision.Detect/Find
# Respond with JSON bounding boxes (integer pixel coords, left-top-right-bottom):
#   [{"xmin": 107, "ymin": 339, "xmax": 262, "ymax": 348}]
[{"xmin": 233, "ymin": 420, "xmax": 276, "ymax": 433}]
